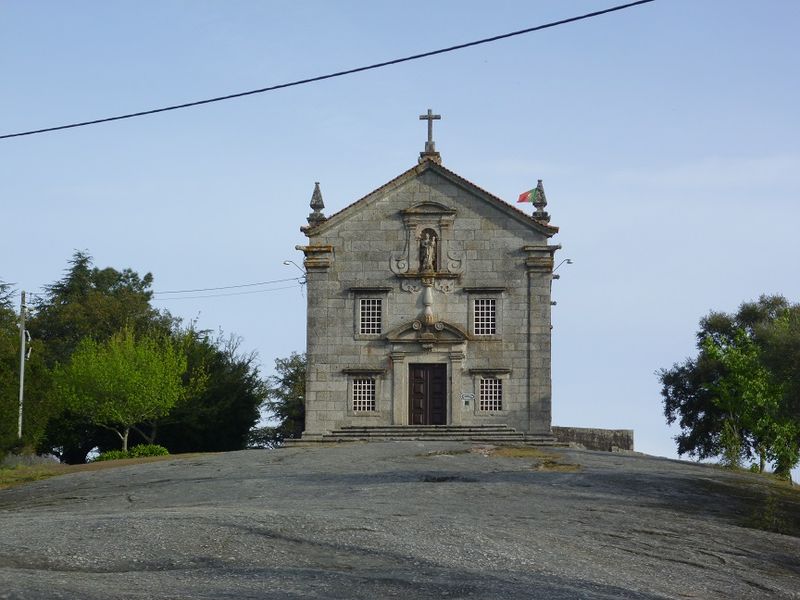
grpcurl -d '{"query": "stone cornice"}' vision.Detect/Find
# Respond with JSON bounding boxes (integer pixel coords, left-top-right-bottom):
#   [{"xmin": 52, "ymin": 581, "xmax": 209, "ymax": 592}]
[
  {"xmin": 468, "ymin": 368, "xmax": 512, "ymax": 375},
  {"xmin": 341, "ymin": 368, "xmax": 387, "ymax": 375},
  {"xmin": 296, "ymin": 244, "xmax": 333, "ymax": 271},
  {"xmin": 462, "ymin": 287, "xmax": 507, "ymax": 293},
  {"xmin": 348, "ymin": 286, "xmax": 393, "ymax": 293}
]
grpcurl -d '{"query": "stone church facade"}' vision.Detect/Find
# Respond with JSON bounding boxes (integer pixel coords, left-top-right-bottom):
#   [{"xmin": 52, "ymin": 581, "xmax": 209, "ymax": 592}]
[{"xmin": 297, "ymin": 114, "xmax": 560, "ymax": 440}]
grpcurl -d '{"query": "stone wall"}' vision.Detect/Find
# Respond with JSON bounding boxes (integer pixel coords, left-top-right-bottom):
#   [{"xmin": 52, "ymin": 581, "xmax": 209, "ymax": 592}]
[{"xmin": 552, "ymin": 426, "xmax": 634, "ymax": 452}]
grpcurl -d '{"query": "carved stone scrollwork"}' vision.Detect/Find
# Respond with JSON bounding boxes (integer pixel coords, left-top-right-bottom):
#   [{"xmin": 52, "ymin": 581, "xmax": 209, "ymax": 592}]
[
  {"xmin": 390, "ymin": 253, "xmax": 409, "ymax": 275},
  {"xmin": 401, "ymin": 279, "xmax": 422, "ymax": 293},
  {"xmin": 384, "ymin": 319, "xmax": 470, "ymax": 351},
  {"xmin": 446, "ymin": 250, "xmax": 465, "ymax": 275},
  {"xmin": 434, "ymin": 279, "xmax": 455, "ymax": 294}
]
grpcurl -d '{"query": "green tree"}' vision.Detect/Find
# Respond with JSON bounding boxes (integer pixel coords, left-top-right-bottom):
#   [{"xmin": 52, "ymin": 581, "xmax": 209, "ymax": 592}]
[
  {"xmin": 250, "ymin": 352, "xmax": 305, "ymax": 447},
  {"xmin": 16, "ymin": 252, "xmax": 267, "ymax": 462},
  {"xmin": 30, "ymin": 251, "xmax": 173, "ymax": 366},
  {"xmin": 701, "ymin": 329, "xmax": 790, "ymax": 470},
  {"xmin": 153, "ymin": 330, "xmax": 266, "ymax": 453},
  {"xmin": 660, "ymin": 295, "xmax": 800, "ymax": 478},
  {"xmin": 30, "ymin": 252, "xmax": 175, "ymax": 461},
  {"xmin": 0, "ymin": 281, "xmax": 20, "ymax": 457},
  {"xmin": 53, "ymin": 328, "xmax": 187, "ymax": 451}
]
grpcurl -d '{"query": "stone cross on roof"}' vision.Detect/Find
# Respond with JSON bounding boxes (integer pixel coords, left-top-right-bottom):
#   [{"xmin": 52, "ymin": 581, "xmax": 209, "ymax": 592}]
[{"xmin": 418, "ymin": 108, "xmax": 442, "ymax": 164}]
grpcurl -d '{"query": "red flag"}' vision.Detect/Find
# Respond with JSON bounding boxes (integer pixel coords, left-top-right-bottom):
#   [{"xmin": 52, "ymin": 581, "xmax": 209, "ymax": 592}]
[{"xmin": 517, "ymin": 188, "xmax": 539, "ymax": 203}]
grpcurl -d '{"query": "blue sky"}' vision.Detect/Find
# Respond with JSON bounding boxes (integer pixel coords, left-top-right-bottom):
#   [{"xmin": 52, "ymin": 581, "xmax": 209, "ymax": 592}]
[{"xmin": 2, "ymin": 1, "xmax": 799, "ymax": 466}]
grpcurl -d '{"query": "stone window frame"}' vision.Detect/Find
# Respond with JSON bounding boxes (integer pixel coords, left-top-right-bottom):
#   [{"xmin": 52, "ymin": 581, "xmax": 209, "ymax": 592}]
[
  {"xmin": 465, "ymin": 288, "xmax": 505, "ymax": 339},
  {"xmin": 469, "ymin": 368, "xmax": 511, "ymax": 415},
  {"xmin": 359, "ymin": 298, "xmax": 382, "ymax": 335},
  {"xmin": 473, "ymin": 298, "xmax": 496, "ymax": 335},
  {"xmin": 350, "ymin": 287, "xmax": 391, "ymax": 340},
  {"xmin": 352, "ymin": 378, "xmax": 376, "ymax": 412},
  {"xmin": 479, "ymin": 377, "xmax": 503, "ymax": 412},
  {"xmin": 342, "ymin": 368, "xmax": 386, "ymax": 417}
]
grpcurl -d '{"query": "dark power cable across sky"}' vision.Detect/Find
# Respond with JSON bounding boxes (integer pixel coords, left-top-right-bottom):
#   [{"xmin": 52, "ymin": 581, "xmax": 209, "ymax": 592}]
[{"xmin": 0, "ymin": 0, "xmax": 655, "ymax": 140}]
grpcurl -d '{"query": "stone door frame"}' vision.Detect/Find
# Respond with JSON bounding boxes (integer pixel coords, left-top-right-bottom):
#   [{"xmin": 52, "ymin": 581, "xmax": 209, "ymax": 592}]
[{"xmin": 389, "ymin": 348, "xmax": 465, "ymax": 425}]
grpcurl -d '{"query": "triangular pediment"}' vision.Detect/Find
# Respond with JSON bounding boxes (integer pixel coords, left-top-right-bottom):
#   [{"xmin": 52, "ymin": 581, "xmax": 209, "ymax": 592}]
[
  {"xmin": 385, "ymin": 319, "xmax": 470, "ymax": 345},
  {"xmin": 303, "ymin": 159, "xmax": 558, "ymax": 237}
]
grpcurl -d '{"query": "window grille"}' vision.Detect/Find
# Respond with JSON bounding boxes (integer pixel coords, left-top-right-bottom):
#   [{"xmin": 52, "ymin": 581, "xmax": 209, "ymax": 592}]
[
  {"xmin": 359, "ymin": 298, "xmax": 382, "ymax": 334},
  {"xmin": 352, "ymin": 378, "xmax": 377, "ymax": 412},
  {"xmin": 479, "ymin": 377, "xmax": 503, "ymax": 412},
  {"xmin": 473, "ymin": 298, "xmax": 497, "ymax": 335}
]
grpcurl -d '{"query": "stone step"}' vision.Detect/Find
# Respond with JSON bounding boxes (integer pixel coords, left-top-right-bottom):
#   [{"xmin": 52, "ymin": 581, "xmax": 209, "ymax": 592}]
[
  {"xmin": 327, "ymin": 428, "xmax": 523, "ymax": 434},
  {"xmin": 326, "ymin": 425, "xmax": 523, "ymax": 437},
  {"xmin": 337, "ymin": 425, "xmax": 516, "ymax": 433},
  {"xmin": 321, "ymin": 435, "xmax": 527, "ymax": 444},
  {"xmin": 284, "ymin": 435, "xmax": 562, "ymax": 446},
  {"xmin": 284, "ymin": 424, "xmax": 561, "ymax": 446},
  {"xmin": 322, "ymin": 438, "xmax": 531, "ymax": 444},
  {"xmin": 338, "ymin": 424, "xmax": 514, "ymax": 430},
  {"xmin": 330, "ymin": 432, "xmax": 524, "ymax": 438}
]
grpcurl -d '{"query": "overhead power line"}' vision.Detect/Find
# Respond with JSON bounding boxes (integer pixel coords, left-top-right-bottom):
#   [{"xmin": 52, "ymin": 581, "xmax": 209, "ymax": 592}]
[
  {"xmin": 1, "ymin": 0, "xmax": 656, "ymax": 140},
  {"xmin": 153, "ymin": 276, "xmax": 303, "ymax": 296},
  {"xmin": 7, "ymin": 277, "xmax": 303, "ymax": 301},
  {"xmin": 151, "ymin": 283, "xmax": 303, "ymax": 300}
]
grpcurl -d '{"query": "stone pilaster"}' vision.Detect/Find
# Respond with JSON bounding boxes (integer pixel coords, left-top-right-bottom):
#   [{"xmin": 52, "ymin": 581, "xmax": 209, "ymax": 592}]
[
  {"xmin": 390, "ymin": 352, "xmax": 407, "ymax": 425},
  {"xmin": 523, "ymin": 244, "xmax": 559, "ymax": 435},
  {"xmin": 296, "ymin": 244, "xmax": 334, "ymax": 435},
  {"xmin": 449, "ymin": 351, "xmax": 465, "ymax": 425}
]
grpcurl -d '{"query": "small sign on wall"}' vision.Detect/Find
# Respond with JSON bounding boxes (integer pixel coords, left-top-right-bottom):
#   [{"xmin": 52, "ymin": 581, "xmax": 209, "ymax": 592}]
[{"xmin": 461, "ymin": 392, "xmax": 475, "ymax": 406}]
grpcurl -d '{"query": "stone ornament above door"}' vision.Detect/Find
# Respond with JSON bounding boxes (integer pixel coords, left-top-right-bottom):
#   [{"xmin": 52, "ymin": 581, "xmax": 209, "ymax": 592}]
[{"xmin": 390, "ymin": 201, "xmax": 464, "ymax": 293}]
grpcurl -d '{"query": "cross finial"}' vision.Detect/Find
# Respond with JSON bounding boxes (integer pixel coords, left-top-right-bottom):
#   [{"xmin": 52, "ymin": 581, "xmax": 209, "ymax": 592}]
[{"xmin": 418, "ymin": 108, "xmax": 442, "ymax": 164}]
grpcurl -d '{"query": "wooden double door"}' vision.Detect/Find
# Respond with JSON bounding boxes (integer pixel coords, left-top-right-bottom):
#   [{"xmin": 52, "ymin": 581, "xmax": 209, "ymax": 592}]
[{"xmin": 408, "ymin": 364, "xmax": 447, "ymax": 425}]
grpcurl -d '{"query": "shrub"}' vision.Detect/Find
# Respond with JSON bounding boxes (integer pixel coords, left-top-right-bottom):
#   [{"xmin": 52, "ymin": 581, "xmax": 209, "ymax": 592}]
[
  {"xmin": 94, "ymin": 449, "xmax": 130, "ymax": 462},
  {"xmin": 128, "ymin": 444, "xmax": 169, "ymax": 458}
]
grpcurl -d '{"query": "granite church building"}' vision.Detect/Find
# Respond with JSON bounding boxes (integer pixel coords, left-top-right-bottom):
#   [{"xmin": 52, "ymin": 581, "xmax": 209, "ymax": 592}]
[{"xmin": 297, "ymin": 111, "xmax": 560, "ymax": 442}]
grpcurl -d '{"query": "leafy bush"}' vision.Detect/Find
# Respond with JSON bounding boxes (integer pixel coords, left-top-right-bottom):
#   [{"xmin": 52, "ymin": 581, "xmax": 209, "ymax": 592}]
[
  {"xmin": 128, "ymin": 444, "xmax": 169, "ymax": 458},
  {"xmin": 94, "ymin": 449, "xmax": 130, "ymax": 462}
]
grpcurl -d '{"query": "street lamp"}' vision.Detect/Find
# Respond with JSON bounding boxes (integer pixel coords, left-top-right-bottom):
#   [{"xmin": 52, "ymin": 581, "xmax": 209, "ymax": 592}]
[
  {"xmin": 283, "ymin": 260, "xmax": 306, "ymax": 286},
  {"xmin": 553, "ymin": 259, "xmax": 573, "ymax": 281},
  {"xmin": 554, "ymin": 258, "xmax": 573, "ymax": 272}
]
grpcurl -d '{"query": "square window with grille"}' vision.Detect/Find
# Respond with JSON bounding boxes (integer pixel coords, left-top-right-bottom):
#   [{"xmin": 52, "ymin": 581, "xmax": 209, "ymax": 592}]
[
  {"xmin": 479, "ymin": 377, "xmax": 503, "ymax": 412},
  {"xmin": 359, "ymin": 298, "xmax": 382, "ymax": 335},
  {"xmin": 352, "ymin": 378, "xmax": 377, "ymax": 412},
  {"xmin": 473, "ymin": 298, "xmax": 497, "ymax": 335}
]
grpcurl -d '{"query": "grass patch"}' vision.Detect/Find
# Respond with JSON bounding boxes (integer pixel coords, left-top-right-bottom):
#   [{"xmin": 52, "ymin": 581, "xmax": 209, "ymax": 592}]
[
  {"xmin": 534, "ymin": 459, "xmax": 581, "ymax": 473},
  {"xmin": 0, "ymin": 464, "xmax": 67, "ymax": 489},
  {"xmin": 0, "ymin": 453, "xmax": 207, "ymax": 491},
  {"xmin": 420, "ymin": 445, "xmax": 581, "ymax": 472},
  {"xmin": 419, "ymin": 449, "xmax": 470, "ymax": 457},
  {"xmin": 480, "ymin": 446, "xmax": 581, "ymax": 472},
  {"xmin": 483, "ymin": 446, "xmax": 553, "ymax": 459}
]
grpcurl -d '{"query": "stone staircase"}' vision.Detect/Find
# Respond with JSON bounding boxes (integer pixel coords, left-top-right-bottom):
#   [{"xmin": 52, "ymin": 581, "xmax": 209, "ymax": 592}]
[{"xmin": 285, "ymin": 424, "xmax": 559, "ymax": 445}]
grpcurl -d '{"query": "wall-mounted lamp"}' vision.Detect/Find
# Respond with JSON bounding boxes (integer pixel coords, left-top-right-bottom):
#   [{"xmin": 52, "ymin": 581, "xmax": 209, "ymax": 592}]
[
  {"xmin": 552, "ymin": 258, "xmax": 573, "ymax": 279},
  {"xmin": 554, "ymin": 258, "xmax": 573, "ymax": 272}
]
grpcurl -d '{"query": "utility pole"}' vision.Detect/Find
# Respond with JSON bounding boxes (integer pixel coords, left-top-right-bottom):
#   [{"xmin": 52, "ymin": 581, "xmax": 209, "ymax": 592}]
[{"xmin": 18, "ymin": 290, "xmax": 26, "ymax": 439}]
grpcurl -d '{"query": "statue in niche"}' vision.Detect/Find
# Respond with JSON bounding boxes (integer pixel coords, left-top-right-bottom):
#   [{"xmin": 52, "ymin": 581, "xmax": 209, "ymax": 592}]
[{"xmin": 419, "ymin": 229, "xmax": 438, "ymax": 272}]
